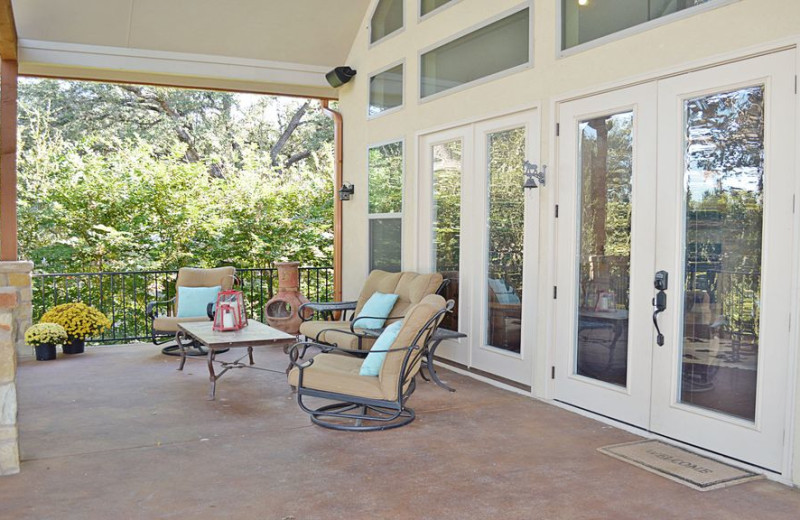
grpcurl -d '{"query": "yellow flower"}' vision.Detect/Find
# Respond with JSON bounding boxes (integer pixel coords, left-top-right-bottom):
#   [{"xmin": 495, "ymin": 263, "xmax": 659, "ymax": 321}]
[
  {"xmin": 25, "ymin": 323, "xmax": 68, "ymax": 346},
  {"xmin": 40, "ymin": 303, "xmax": 111, "ymax": 339}
]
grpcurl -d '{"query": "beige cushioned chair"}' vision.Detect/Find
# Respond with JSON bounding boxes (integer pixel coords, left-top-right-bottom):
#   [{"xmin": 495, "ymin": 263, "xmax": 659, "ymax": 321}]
[
  {"xmin": 288, "ymin": 294, "xmax": 450, "ymax": 430},
  {"xmin": 147, "ymin": 266, "xmax": 236, "ymax": 354},
  {"xmin": 298, "ymin": 270, "xmax": 443, "ymax": 351}
]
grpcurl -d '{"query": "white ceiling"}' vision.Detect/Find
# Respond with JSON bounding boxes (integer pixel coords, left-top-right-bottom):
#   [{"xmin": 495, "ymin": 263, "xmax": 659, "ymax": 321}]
[{"xmin": 11, "ymin": 0, "xmax": 372, "ymax": 97}]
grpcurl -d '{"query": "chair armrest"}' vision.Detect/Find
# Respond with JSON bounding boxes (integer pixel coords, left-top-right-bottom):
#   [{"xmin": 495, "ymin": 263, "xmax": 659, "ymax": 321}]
[
  {"xmin": 350, "ymin": 314, "xmax": 403, "ymax": 333},
  {"xmin": 298, "ymin": 301, "xmax": 358, "ymax": 322},
  {"xmin": 287, "ymin": 340, "xmax": 338, "ymax": 367},
  {"xmin": 146, "ymin": 297, "xmax": 176, "ymax": 320}
]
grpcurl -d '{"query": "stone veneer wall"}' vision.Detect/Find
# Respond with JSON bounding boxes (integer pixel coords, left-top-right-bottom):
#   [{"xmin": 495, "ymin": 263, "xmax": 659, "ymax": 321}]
[{"xmin": 0, "ymin": 260, "xmax": 33, "ymax": 475}]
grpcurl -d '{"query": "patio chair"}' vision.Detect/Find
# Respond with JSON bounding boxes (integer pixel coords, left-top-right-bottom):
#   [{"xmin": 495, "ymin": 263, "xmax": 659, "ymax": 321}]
[
  {"xmin": 287, "ymin": 294, "xmax": 451, "ymax": 431},
  {"xmin": 297, "ymin": 270, "xmax": 445, "ymax": 351},
  {"xmin": 146, "ymin": 266, "xmax": 236, "ymax": 355}
]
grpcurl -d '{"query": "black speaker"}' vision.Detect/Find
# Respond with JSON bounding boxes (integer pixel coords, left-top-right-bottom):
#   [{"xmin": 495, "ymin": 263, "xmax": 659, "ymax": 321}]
[{"xmin": 326, "ymin": 66, "xmax": 357, "ymax": 88}]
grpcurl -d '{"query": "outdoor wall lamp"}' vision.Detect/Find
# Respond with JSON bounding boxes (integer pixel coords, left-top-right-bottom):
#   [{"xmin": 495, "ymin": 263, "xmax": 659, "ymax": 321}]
[
  {"xmin": 338, "ymin": 182, "xmax": 355, "ymax": 201},
  {"xmin": 523, "ymin": 161, "xmax": 547, "ymax": 189},
  {"xmin": 326, "ymin": 66, "xmax": 357, "ymax": 88}
]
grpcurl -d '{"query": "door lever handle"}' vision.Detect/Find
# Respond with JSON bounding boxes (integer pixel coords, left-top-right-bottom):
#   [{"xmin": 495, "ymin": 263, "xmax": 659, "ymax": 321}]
[{"xmin": 652, "ymin": 291, "xmax": 667, "ymax": 346}]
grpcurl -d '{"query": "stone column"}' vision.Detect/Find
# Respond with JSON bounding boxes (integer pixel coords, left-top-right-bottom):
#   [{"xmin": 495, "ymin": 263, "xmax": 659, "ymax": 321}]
[{"xmin": 0, "ymin": 260, "xmax": 33, "ymax": 475}]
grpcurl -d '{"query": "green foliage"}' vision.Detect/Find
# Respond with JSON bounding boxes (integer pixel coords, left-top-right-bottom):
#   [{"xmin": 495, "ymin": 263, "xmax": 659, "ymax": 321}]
[
  {"xmin": 368, "ymin": 142, "xmax": 403, "ymax": 214},
  {"xmin": 17, "ymin": 79, "xmax": 334, "ymax": 273}
]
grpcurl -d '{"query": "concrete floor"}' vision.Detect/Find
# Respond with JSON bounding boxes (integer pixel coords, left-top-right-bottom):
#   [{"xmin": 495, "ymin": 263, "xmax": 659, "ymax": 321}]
[{"xmin": 2, "ymin": 344, "xmax": 800, "ymax": 520}]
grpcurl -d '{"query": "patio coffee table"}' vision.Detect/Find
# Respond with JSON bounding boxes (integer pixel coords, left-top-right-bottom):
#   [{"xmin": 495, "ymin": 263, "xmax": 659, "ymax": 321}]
[{"xmin": 176, "ymin": 320, "xmax": 296, "ymax": 400}]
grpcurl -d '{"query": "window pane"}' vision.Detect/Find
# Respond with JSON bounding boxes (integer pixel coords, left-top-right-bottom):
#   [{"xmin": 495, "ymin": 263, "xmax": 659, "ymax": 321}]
[
  {"xmin": 421, "ymin": 8, "xmax": 529, "ymax": 98},
  {"xmin": 486, "ymin": 127, "xmax": 525, "ymax": 352},
  {"xmin": 370, "ymin": 218, "xmax": 402, "ymax": 272},
  {"xmin": 421, "ymin": 0, "xmax": 454, "ymax": 16},
  {"xmin": 562, "ymin": 0, "xmax": 711, "ymax": 50},
  {"xmin": 371, "ymin": 0, "xmax": 403, "ymax": 44},
  {"xmin": 680, "ymin": 86, "xmax": 764, "ymax": 422},
  {"xmin": 575, "ymin": 112, "xmax": 633, "ymax": 387},
  {"xmin": 368, "ymin": 141, "xmax": 403, "ymax": 214},
  {"xmin": 432, "ymin": 140, "xmax": 462, "ymax": 331},
  {"xmin": 369, "ymin": 64, "xmax": 403, "ymax": 116}
]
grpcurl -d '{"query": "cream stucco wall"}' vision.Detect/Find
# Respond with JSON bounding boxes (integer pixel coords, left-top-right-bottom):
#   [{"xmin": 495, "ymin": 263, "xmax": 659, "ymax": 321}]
[{"xmin": 337, "ymin": 0, "xmax": 800, "ymax": 484}]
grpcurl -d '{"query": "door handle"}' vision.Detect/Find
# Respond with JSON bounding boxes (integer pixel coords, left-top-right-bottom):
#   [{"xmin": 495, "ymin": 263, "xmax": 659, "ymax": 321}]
[{"xmin": 652, "ymin": 271, "xmax": 668, "ymax": 347}]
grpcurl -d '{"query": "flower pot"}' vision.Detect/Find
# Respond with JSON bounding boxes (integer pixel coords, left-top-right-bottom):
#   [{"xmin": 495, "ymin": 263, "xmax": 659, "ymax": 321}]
[
  {"xmin": 34, "ymin": 343, "xmax": 57, "ymax": 361},
  {"xmin": 63, "ymin": 337, "xmax": 85, "ymax": 355}
]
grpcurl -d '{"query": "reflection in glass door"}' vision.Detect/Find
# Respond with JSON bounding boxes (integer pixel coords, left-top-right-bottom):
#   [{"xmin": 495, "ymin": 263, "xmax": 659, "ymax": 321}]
[
  {"xmin": 575, "ymin": 112, "xmax": 633, "ymax": 387},
  {"xmin": 679, "ymin": 86, "xmax": 764, "ymax": 421},
  {"xmin": 486, "ymin": 128, "xmax": 526, "ymax": 353},
  {"xmin": 432, "ymin": 140, "xmax": 462, "ymax": 331}
]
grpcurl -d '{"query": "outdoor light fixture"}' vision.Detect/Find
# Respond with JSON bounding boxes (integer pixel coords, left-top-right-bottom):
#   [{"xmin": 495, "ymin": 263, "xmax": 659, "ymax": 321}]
[
  {"xmin": 326, "ymin": 66, "xmax": 357, "ymax": 88},
  {"xmin": 338, "ymin": 182, "xmax": 355, "ymax": 201},
  {"xmin": 578, "ymin": 0, "xmax": 589, "ymax": 5}
]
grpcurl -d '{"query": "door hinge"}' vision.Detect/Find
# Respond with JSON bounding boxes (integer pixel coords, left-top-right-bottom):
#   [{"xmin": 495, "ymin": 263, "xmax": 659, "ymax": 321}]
[
  {"xmin": 555, "ymin": 204, "xmax": 559, "ymax": 218},
  {"xmin": 551, "ymin": 366, "xmax": 556, "ymax": 379},
  {"xmin": 556, "ymin": 123, "xmax": 560, "ymax": 137},
  {"xmin": 553, "ymin": 286, "xmax": 558, "ymax": 299}
]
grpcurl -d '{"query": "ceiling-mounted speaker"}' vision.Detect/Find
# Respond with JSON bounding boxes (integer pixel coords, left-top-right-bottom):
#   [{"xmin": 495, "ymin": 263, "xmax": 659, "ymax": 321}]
[{"xmin": 326, "ymin": 66, "xmax": 357, "ymax": 88}]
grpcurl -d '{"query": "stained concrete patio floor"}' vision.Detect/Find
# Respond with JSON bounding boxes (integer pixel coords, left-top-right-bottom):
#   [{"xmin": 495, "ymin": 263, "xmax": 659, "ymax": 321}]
[{"xmin": 2, "ymin": 343, "xmax": 800, "ymax": 519}]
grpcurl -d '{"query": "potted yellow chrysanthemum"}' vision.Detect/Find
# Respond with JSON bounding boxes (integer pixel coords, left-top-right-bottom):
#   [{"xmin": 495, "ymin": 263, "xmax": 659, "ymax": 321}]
[
  {"xmin": 25, "ymin": 323, "xmax": 68, "ymax": 361},
  {"xmin": 40, "ymin": 303, "xmax": 112, "ymax": 354}
]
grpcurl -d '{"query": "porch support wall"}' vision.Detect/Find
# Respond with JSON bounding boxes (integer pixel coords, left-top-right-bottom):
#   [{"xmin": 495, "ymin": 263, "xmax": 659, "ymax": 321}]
[
  {"xmin": 0, "ymin": 58, "xmax": 17, "ymax": 261},
  {"xmin": 0, "ymin": 260, "xmax": 32, "ymax": 476}
]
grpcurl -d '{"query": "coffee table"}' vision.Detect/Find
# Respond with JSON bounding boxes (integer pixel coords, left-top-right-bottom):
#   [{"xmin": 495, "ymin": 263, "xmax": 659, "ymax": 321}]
[{"xmin": 176, "ymin": 320, "xmax": 296, "ymax": 400}]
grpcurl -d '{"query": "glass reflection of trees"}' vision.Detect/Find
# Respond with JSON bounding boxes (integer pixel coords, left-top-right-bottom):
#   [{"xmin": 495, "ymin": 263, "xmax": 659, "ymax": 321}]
[
  {"xmin": 433, "ymin": 140, "xmax": 462, "ymax": 331},
  {"xmin": 486, "ymin": 128, "xmax": 525, "ymax": 352},
  {"xmin": 368, "ymin": 142, "xmax": 403, "ymax": 272}
]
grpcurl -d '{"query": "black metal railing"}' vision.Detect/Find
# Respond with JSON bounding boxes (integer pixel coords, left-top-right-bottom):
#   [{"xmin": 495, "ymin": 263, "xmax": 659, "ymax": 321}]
[{"xmin": 32, "ymin": 266, "xmax": 334, "ymax": 344}]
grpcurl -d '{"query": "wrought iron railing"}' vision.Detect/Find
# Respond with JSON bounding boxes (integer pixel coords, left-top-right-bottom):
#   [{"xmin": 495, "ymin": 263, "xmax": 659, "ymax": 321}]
[{"xmin": 32, "ymin": 266, "xmax": 334, "ymax": 344}]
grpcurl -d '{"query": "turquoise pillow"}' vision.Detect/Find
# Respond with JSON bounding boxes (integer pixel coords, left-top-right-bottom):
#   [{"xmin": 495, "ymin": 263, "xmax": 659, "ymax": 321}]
[
  {"xmin": 176, "ymin": 285, "xmax": 222, "ymax": 318},
  {"xmin": 360, "ymin": 320, "xmax": 403, "ymax": 376},
  {"xmin": 355, "ymin": 292, "xmax": 399, "ymax": 329}
]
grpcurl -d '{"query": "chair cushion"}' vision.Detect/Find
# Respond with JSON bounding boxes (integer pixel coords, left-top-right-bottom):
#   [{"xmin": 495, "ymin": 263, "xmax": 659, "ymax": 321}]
[
  {"xmin": 288, "ymin": 353, "xmax": 386, "ymax": 400},
  {"xmin": 355, "ymin": 271, "xmax": 444, "ymax": 319},
  {"xmin": 176, "ymin": 285, "xmax": 221, "ymax": 318},
  {"xmin": 360, "ymin": 320, "xmax": 403, "ymax": 376},
  {"xmin": 298, "ymin": 321, "xmax": 375, "ymax": 351},
  {"xmin": 355, "ymin": 292, "xmax": 398, "ymax": 329},
  {"xmin": 152, "ymin": 315, "xmax": 211, "ymax": 333}
]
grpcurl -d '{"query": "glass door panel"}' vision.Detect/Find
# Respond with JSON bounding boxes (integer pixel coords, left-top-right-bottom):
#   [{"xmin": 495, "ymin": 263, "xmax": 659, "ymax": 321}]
[
  {"xmin": 575, "ymin": 112, "xmax": 633, "ymax": 387},
  {"xmin": 432, "ymin": 140, "xmax": 462, "ymax": 331},
  {"xmin": 486, "ymin": 128, "xmax": 526, "ymax": 353},
  {"xmin": 679, "ymin": 86, "xmax": 764, "ymax": 421}
]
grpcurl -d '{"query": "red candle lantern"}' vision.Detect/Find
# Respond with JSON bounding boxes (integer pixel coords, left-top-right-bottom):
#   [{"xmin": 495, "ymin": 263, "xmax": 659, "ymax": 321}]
[{"xmin": 212, "ymin": 290, "xmax": 248, "ymax": 331}]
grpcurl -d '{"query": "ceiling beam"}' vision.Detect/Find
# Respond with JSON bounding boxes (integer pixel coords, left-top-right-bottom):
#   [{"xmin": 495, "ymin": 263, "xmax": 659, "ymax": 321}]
[{"xmin": 0, "ymin": 0, "xmax": 16, "ymax": 61}]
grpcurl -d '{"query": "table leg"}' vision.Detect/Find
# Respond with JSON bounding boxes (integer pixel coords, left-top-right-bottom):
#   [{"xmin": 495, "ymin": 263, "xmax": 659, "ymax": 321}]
[
  {"xmin": 207, "ymin": 348, "xmax": 218, "ymax": 400},
  {"xmin": 425, "ymin": 339, "xmax": 456, "ymax": 392},
  {"xmin": 176, "ymin": 332, "xmax": 188, "ymax": 371},
  {"xmin": 248, "ymin": 345, "xmax": 254, "ymax": 365}
]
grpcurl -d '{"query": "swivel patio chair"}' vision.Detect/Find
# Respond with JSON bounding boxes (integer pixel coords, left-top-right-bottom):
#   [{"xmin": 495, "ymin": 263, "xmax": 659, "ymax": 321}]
[
  {"xmin": 146, "ymin": 266, "xmax": 236, "ymax": 355},
  {"xmin": 288, "ymin": 294, "xmax": 451, "ymax": 431},
  {"xmin": 297, "ymin": 269, "xmax": 446, "ymax": 351}
]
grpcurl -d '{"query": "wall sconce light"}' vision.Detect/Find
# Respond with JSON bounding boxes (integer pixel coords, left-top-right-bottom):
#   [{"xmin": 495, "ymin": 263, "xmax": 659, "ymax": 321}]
[
  {"xmin": 338, "ymin": 182, "xmax": 355, "ymax": 201},
  {"xmin": 326, "ymin": 66, "xmax": 357, "ymax": 88}
]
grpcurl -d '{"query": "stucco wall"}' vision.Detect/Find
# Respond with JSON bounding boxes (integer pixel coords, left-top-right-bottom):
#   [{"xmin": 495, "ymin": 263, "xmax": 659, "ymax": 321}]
[{"xmin": 337, "ymin": 0, "xmax": 800, "ymax": 484}]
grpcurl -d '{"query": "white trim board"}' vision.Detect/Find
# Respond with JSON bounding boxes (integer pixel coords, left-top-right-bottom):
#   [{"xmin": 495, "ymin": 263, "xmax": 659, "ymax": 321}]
[{"xmin": 18, "ymin": 39, "xmax": 336, "ymax": 98}]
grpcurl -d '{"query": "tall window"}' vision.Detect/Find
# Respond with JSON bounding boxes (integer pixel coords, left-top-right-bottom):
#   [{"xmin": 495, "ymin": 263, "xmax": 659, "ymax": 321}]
[
  {"xmin": 420, "ymin": 8, "xmax": 530, "ymax": 99},
  {"xmin": 371, "ymin": 0, "xmax": 404, "ymax": 44},
  {"xmin": 368, "ymin": 141, "xmax": 403, "ymax": 272},
  {"xmin": 562, "ymin": 0, "xmax": 712, "ymax": 50},
  {"xmin": 369, "ymin": 64, "xmax": 404, "ymax": 117}
]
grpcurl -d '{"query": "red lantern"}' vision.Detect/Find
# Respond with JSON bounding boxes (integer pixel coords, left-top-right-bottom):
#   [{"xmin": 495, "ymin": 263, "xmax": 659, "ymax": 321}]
[{"xmin": 212, "ymin": 290, "xmax": 248, "ymax": 331}]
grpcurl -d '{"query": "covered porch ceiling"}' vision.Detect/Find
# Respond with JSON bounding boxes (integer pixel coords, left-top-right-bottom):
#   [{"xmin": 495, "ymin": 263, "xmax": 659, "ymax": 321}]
[{"xmin": 11, "ymin": 0, "xmax": 371, "ymax": 98}]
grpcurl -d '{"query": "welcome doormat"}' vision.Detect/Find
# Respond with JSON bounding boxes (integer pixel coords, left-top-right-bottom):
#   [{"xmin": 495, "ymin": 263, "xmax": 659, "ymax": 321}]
[{"xmin": 598, "ymin": 440, "xmax": 762, "ymax": 491}]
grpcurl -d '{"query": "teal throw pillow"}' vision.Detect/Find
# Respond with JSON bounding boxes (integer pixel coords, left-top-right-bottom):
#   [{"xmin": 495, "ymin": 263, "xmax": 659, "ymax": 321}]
[
  {"xmin": 360, "ymin": 320, "xmax": 404, "ymax": 377},
  {"xmin": 355, "ymin": 292, "xmax": 399, "ymax": 329},
  {"xmin": 176, "ymin": 285, "xmax": 222, "ymax": 318}
]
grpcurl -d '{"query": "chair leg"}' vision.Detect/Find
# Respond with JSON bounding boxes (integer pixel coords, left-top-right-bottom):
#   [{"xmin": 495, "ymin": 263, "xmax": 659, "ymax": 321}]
[{"xmin": 297, "ymin": 394, "xmax": 415, "ymax": 431}]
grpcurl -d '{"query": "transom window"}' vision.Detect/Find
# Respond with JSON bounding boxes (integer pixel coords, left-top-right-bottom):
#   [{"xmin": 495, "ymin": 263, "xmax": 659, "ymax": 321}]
[
  {"xmin": 562, "ymin": 0, "xmax": 713, "ymax": 50},
  {"xmin": 369, "ymin": 64, "xmax": 404, "ymax": 117},
  {"xmin": 371, "ymin": 0, "xmax": 404, "ymax": 44}
]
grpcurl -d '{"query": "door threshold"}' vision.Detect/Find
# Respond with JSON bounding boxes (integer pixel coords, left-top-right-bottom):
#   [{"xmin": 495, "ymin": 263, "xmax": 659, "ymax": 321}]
[
  {"xmin": 433, "ymin": 358, "xmax": 532, "ymax": 395},
  {"xmin": 551, "ymin": 399, "xmax": 791, "ymax": 485}
]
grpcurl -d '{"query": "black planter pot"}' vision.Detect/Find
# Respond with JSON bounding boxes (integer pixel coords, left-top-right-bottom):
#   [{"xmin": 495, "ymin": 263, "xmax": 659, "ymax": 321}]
[
  {"xmin": 63, "ymin": 337, "xmax": 85, "ymax": 355},
  {"xmin": 34, "ymin": 343, "xmax": 57, "ymax": 361}
]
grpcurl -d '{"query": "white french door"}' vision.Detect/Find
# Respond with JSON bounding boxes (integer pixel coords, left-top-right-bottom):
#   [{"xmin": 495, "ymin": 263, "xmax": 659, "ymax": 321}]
[
  {"xmin": 418, "ymin": 110, "xmax": 540, "ymax": 385},
  {"xmin": 554, "ymin": 51, "xmax": 795, "ymax": 472}
]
